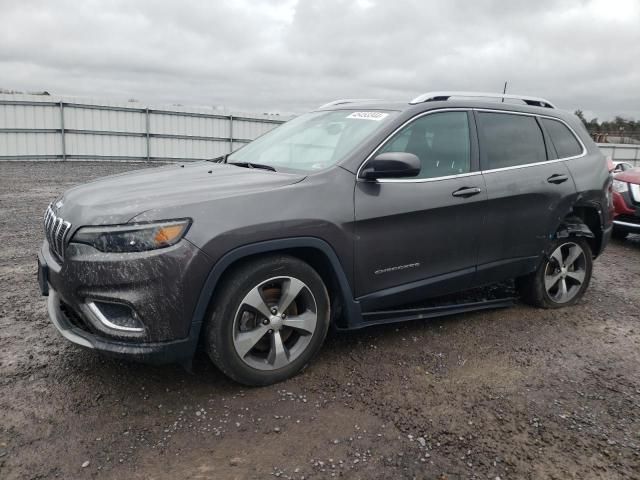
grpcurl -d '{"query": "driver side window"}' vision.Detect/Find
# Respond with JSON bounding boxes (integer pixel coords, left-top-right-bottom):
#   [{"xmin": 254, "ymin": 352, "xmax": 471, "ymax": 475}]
[{"xmin": 379, "ymin": 111, "xmax": 471, "ymax": 179}]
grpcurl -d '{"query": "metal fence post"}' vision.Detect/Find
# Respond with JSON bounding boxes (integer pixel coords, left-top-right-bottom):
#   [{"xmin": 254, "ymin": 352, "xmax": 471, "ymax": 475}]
[
  {"xmin": 229, "ymin": 114, "xmax": 234, "ymax": 153},
  {"xmin": 59, "ymin": 101, "xmax": 66, "ymax": 161},
  {"xmin": 145, "ymin": 108, "xmax": 150, "ymax": 162}
]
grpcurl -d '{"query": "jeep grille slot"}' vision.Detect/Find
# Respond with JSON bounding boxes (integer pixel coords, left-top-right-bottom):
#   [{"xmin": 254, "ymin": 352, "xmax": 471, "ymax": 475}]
[{"xmin": 44, "ymin": 204, "xmax": 72, "ymax": 259}]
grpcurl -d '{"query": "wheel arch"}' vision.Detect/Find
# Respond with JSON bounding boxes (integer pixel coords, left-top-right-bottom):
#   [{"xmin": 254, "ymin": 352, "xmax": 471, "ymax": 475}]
[
  {"xmin": 555, "ymin": 204, "xmax": 604, "ymax": 257},
  {"xmin": 188, "ymin": 238, "xmax": 361, "ymax": 346}
]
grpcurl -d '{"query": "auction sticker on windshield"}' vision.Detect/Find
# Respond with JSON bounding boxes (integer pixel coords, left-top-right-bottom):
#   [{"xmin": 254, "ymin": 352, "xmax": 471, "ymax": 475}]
[{"xmin": 346, "ymin": 111, "xmax": 389, "ymax": 121}]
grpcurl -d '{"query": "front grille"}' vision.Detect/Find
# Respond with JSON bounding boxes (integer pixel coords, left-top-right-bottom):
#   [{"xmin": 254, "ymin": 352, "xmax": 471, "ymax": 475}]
[{"xmin": 44, "ymin": 204, "xmax": 72, "ymax": 259}]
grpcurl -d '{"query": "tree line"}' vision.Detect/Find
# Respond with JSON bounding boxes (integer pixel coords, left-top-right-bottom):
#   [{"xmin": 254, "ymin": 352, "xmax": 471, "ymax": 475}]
[{"xmin": 575, "ymin": 110, "xmax": 640, "ymax": 136}]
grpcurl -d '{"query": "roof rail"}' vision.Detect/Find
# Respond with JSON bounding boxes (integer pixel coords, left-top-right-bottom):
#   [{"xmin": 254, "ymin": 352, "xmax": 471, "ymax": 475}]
[
  {"xmin": 318, "ymin": 98, "xmax": 381, "ymax": 109},
  {"xmin": 409, "ymin": 91, "xmax": 556, "ymax": 109}
]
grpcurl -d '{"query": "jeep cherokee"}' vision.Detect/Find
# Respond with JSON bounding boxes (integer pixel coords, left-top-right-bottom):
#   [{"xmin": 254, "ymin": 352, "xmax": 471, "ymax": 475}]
[{"xmin": 38, "ymin": 91, "xmax": 613, "ymax": 385}]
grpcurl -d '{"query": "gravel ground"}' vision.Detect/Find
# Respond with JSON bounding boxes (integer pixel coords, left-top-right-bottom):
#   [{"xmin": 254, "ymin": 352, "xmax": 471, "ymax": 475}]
[{"xmin": 1, "ymin": 161, "xmax": 639, "ymax": 480}]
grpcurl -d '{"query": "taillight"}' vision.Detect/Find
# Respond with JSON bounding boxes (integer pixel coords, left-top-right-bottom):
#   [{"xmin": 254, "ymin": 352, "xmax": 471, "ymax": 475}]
[{"xmin": 607, "ymin": 177, "xmax": 615, "ymax": 214}]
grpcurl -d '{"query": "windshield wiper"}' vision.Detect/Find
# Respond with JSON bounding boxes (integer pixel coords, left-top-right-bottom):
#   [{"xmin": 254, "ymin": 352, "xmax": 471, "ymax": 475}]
[
  {"xmin": 228, "ymin": 161, "xmax": 277, "ymax": 172},
  {"xmin": 208, "ymin": 154, "xmax": 277, "ymax": 172},
  {"xmin": 207, "ymin": 154, "xmax": 229, "ymax": 163}
]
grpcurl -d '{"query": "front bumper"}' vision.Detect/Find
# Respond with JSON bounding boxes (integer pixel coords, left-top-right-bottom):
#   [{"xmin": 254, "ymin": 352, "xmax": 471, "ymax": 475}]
[
  {"xmin": 40, "ymin": 237, "xmax": 213, "ymax": 364},
  {"xmin": 612, "ymin": 189, "xmax": 640, "ymax": 232},
  {"xmin": 47, "ymin": 288, "xmax": 196, "ymax": 364},
  {"xmin": 613, "ymin": 217, "xmax": 640, "ymax": 232}
]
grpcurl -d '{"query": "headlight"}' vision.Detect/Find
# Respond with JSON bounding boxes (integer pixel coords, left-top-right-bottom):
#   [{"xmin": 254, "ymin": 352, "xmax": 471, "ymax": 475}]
[
  {"xmin": 612, "ymin": 179, "xmax": 628, "ymax": 193},
  {"xmin": 71, "ymin": 219, "xmax": 191, "ymax": 253}
]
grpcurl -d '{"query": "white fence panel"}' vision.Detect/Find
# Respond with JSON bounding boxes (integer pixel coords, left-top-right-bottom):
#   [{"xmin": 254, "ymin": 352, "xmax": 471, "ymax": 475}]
[
  {"xmin": 0, "ymin": 103, "xmax": 60, "ymax": 129},
  {"xmin": 149, "ymin": 112, "xmax": 230, "ymax": 138},
  {"xmin": 0, "ymin": 94, "xmax": 288, "ymax": 162},
  {"xmin": 64, "ymin": 106, "xmax": 146, "ymax": 133},
  {"xmin": 233, "ymin": 118, "xmax": 276, "ymax": 140},
  {"xmin": 597, "ymin": 143, "xmax": 640, "ymax": 167},
  {"xmin": 0, "ymin": 132, "xmax": 61, "ymax": 157},
  {"xmin": 65, "ymin": 133, "xmax": 147, "ymax": 158},
  {"xmin": 151, "ymin": 137, "xmax": 230, "ymax": 160}
]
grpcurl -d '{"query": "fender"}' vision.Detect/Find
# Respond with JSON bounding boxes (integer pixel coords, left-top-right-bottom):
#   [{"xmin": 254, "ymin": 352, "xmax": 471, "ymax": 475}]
[
  {"xmin": 555, "ymin": 216, "xmax": 595, "ymax": 241},
  {"xmin": 185, "ymin": 237, "xmax": 362, "ymax": 351}
]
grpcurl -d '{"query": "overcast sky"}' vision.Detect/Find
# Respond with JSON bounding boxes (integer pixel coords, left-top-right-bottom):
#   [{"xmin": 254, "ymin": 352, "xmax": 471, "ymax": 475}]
[{"xmin": 1, "ymin": 0, "xmax": 638, "ymax": 120}]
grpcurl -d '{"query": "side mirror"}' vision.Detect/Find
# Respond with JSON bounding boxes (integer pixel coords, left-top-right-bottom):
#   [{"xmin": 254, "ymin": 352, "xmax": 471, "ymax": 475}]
[{"xmin": 360, "ymin": 152, "xmax": 421, "ymax": 180}]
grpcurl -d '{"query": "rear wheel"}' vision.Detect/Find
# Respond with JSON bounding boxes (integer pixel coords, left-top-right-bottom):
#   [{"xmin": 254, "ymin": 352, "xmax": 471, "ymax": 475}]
[
  {"xmin": 205, "ymin": 255, "xmax": 330, "ymax": 386},
  {"xmin": 517, "ymin": 237, "xmax": 593, "ymax": 308}
]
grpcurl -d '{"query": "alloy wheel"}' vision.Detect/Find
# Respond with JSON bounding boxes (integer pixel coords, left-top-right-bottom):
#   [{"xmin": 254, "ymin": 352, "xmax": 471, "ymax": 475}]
[
  {"xmin": 232, "ymin": 276, "xmax": 318, "ymax": 371},
  {"xmin": 544, "ymin": 242, "xmax": 587, "ymax": 304}
]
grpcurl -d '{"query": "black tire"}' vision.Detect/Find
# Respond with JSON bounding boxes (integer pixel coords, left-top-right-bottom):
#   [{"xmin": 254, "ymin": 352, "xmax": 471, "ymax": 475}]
[
  {"xmin": 204, "ymin": 254, "xmax": 330, "ymax": 386},
  {"xmin": 517, "ymin": 237, "xmax": 593, "ymax": 309},
  {"xmin": 612, "ymin": 227, "xmax": 628, "ymax": 240}
]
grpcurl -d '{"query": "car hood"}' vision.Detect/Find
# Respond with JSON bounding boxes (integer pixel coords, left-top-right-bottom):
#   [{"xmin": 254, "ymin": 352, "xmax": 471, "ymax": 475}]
[
  {"xmin": 615, "ymin": 167, "xmax": 640, "ymax": 185},
  {"xmin": 55, "ymin": 161, "xmax": 305, "ymax": 226}
]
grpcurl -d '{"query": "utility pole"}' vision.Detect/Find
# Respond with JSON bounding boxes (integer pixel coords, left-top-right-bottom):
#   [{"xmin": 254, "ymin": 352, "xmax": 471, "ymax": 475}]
[{"xmin": 502, "ymin": 81, "xmax": 508, "ymax": 102}]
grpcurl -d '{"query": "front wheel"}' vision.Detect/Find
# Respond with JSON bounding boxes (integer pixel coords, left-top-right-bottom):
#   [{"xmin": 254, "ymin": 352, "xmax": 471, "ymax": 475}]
[
  {"xmin": 205, "ymin": 255, "xmax": 330, "ymax": 386},
  {"xmin": 517, "ymin": 237, "xmax": 593, "ymax": 309}
]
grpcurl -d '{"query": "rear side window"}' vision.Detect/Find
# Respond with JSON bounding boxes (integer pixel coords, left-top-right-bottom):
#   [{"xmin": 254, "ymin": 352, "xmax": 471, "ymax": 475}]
[
  {"xmin": 477, "ymin": 112, "xmax": 547, "ymax": 169},
  {"xmin": 541, "ymin": 118, "xmax": 583, "ymax": 158},
  {"xmin": 379, "ymin": 111, "xmax": 470, "ymax": 179}
]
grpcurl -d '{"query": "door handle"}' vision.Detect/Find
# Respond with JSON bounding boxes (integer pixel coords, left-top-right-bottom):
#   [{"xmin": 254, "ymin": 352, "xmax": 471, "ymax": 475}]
[
  {"xmin": 452, "ymin": 187, "xmax": 482, "ymax": 198},
  {"xmin": 547, "ymin": 174, "xmax": 569, "ymax": 184}
]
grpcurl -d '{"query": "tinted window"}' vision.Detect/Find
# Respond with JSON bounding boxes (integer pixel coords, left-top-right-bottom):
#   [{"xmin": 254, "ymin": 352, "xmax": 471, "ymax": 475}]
[
  {"xmin": 541, "ymin": 118, "xmax": 583, "ymax": 158},
  {"xmin": 379, "ymin": 111, "xmax": 470, "ymax": 179},
  {"xmin": 477, "ymin": 112, "xmax": 547, "ymax": 169}
]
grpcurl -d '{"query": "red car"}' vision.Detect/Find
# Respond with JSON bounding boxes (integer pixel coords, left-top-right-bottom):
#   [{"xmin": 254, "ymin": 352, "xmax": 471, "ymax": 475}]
[{"xmin": 612, "ymin": 166, "xmax": 640, "ymax": 239}]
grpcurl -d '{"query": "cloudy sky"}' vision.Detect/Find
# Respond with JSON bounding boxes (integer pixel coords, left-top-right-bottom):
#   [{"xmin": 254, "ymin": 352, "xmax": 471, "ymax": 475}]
[{"xmin": 1, "ymin": 0, "xmax": 638, "ymax": 120}]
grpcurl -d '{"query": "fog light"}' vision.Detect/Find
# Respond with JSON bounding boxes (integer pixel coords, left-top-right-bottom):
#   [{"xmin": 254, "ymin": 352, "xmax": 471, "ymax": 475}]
[{"xmin": 87, "ymin": 301, "xmax": 144, "ymax": 332}]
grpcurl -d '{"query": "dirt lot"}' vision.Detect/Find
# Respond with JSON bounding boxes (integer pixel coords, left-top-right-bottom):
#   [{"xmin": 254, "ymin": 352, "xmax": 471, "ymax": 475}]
[{"xmin": 1, "ymin": 161, "xmax": 639, "ymax": 480}]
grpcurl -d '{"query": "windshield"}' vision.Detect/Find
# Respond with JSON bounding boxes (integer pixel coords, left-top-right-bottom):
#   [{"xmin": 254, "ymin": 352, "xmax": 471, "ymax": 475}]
[{"xmin": 227, "ymin": 110, "xmax": 398, "ymax": 172}]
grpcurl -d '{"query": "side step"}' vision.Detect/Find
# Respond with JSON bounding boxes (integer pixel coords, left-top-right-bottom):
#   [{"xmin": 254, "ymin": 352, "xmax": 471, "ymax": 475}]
[{"xmin": 352, "ymin": 297, "xmax": 515, "ymax": 330}]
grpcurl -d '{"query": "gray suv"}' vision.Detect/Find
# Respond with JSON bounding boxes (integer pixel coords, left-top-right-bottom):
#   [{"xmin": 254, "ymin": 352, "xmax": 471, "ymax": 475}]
[{"xmin": 38, "ymin": 91, "xmax": 613, "ymax": 385}]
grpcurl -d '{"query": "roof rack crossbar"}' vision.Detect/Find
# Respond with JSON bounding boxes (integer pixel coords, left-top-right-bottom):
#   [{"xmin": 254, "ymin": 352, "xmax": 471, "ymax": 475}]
[
  {"xmin": 318, "ymin": 98, "xmax": 381, "ymax": 109},
  {"xmin": 409, "ymin": 91, "xmax": 556, "ymax": 109}
]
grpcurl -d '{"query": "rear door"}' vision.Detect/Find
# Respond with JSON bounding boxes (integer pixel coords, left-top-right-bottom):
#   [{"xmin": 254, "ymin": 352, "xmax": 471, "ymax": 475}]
[
  {"xmin": 474, "ymin": 110, "xmax": 577, "ymax": 284},
  {"xmin": 354, "ymin": 110, "xmax": 487, "ymax": 310}
]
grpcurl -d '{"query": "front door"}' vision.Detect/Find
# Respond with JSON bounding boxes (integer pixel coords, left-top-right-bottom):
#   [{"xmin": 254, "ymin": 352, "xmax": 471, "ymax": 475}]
[{"xmin": 354, "ymin": 110, "xmax": 486, "ymax": 311}]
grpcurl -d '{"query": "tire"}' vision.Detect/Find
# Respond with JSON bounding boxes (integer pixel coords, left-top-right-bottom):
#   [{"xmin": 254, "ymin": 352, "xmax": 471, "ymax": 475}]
[
  {"xmin": 612, "ymin": 227, "xmax": 628, "ymax": 240},
  {"xmin": 204, "ymin": 255, "xmax": 330, "ymax": 386},
  {"xmin": 517, "ymin": 237, "xmax": 593, "ymax": 309}
]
